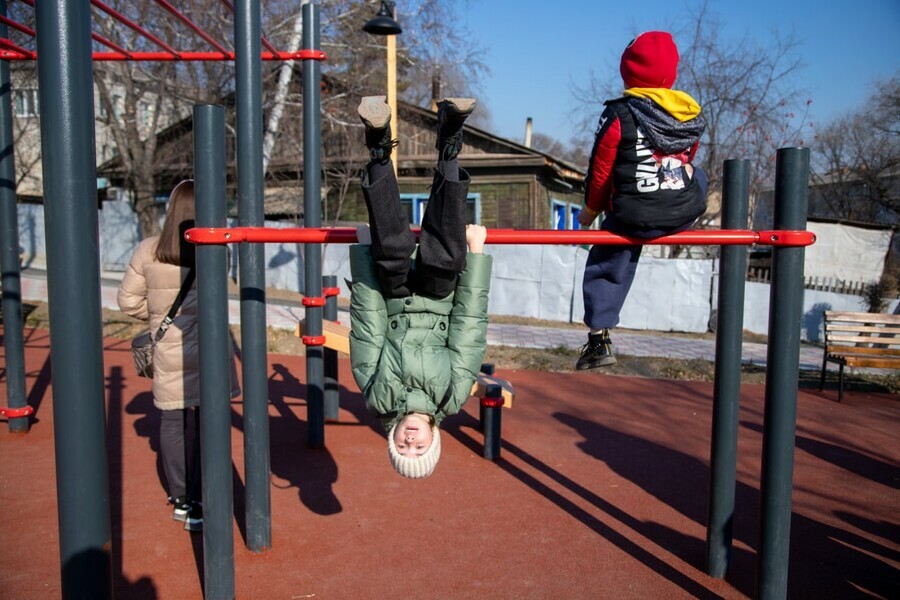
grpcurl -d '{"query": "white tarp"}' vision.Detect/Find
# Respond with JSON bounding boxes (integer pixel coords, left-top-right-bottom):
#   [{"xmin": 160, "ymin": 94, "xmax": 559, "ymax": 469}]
[{"xmin": 805, "ymin": 221, "xmax": 892, "ymax": 283}]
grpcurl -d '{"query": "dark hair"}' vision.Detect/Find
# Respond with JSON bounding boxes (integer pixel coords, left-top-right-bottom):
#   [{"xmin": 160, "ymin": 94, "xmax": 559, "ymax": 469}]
[{"xmin": 154, "ymin": 180, "xmax": 196, "ymax": 267}]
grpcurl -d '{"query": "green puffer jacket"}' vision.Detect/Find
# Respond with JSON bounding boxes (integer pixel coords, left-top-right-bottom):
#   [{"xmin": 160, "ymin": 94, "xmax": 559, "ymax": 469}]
[{"xmin": 348, "ymin": 244, "xmax": 493, "ymax": 432}]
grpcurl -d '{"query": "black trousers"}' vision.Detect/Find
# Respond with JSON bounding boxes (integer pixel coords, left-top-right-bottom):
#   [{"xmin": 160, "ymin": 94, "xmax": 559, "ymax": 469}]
[
  {"xmin": 360, "ymin": 162, "xmax": 469, "ymax": 299},
  {"xmin": 159, "ymin": 407, "xmax": 201, "ymax": 502}
]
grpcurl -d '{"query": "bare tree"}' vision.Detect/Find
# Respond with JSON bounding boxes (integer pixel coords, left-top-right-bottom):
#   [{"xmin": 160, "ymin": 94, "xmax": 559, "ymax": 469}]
[
  {"xmin": 91, "ymin": 0, "xmax": 236, "ymax": 238},
  {"xmin": 810, "ymin": 77, "xmax": 899, "ymax": 224}
]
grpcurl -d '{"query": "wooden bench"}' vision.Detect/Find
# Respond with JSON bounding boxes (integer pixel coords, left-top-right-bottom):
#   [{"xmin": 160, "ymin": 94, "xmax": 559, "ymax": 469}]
[{"xmin": 819, "ymin": 310, "xmax": 900, "ymax": 401}]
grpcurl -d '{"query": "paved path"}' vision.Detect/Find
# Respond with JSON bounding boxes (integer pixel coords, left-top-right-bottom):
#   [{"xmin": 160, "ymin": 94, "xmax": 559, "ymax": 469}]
[{"xmin": 487, "ymin": 323, "xmax": 827, "ymax": 371}]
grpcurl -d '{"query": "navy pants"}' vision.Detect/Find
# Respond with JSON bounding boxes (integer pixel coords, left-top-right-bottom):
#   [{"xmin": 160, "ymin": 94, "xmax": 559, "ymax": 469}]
[
  {"xmin": 360, "ymin": 159, "xmax": 469, "ymax": 299},
  {"xmin": 582, "ymin": 167, "xmax": 708, "ymax": 330}
]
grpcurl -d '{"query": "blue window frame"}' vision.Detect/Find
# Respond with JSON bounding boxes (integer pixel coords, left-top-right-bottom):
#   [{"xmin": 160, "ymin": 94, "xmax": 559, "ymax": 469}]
[
  {"xmin": 551, "ymin": 199, "xmax": 567, "ymax": 230},
  {"xmin": 551, "ymin": 199, "xmax": 583, "ymax": 230},
  {"xmin": 400, "ymin": 192, "xmax": 481, "ymax": 225}
]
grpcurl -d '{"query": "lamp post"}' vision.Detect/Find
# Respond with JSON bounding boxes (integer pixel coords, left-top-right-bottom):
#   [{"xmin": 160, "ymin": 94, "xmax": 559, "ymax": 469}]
[{"xmin": 363, "ymin": 1, "xmax": 401, "ymax": 176}]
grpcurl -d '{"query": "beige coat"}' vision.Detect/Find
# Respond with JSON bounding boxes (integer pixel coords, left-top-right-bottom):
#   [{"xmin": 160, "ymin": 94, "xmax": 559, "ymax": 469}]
[{"xmin": 118, "ymin": 237, "xmax": 240, "ymax": 410}]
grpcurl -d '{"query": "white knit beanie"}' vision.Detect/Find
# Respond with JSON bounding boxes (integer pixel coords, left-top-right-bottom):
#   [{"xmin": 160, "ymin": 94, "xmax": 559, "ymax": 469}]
[{"xmin": 387, "ymin": 424, "xmax": 442, "ymax": 479}]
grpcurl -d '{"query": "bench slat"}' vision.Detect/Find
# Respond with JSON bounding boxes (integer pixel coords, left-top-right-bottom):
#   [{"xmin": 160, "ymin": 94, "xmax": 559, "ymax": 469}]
[
  {"xmin": 826, "ymin": 346, "xmax": 900, "ymax": 358},
  {"xmin": 825, "ymin": 324, "xmax": 900, "ymax": 336},
  {"xmin": 825, "ymin": 336, "xmax": 900, "ymax": 348},
  {"xmin": 824, "ymin": 311, "xmax": 900, "ymax": 325},
  {"xmin": 827, "ymin": 356, "xmax": 900, "ymax": 369}
]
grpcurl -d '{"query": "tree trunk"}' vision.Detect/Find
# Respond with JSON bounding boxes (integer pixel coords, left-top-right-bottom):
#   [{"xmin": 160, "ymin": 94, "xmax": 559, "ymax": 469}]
[{"xmin": 134, "ymin": 180, "xmax": 160, "ymax": 239}]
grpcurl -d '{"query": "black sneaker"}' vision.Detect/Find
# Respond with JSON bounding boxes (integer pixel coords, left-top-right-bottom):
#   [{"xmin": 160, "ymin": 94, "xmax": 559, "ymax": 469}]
[
  {"xmin": 183, "ymin": 502, "xmax": 203, "ymax": 532},
  {"xmin": 169, "ymin": 495, "xmax": 190, "ymax": 522},
  {"xmin": 358, "ymin": 95, "xmax": 396, "ymax": 161},
  {"xmin": 435, "ymin": 97, "xmax": 476, "ymax": 160},
  {"xmin": 576, "ymin": 330, "xmax": 617, "ymax": 370}
]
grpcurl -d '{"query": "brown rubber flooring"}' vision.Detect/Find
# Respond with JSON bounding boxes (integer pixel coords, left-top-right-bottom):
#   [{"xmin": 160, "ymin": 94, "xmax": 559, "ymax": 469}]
[{"xmin": 1, "ymin": 327, "xmax": 898, "ymax": 599}]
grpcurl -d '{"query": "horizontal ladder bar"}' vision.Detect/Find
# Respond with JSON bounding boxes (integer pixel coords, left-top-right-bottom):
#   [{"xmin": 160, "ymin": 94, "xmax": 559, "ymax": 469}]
[{"xmin": 184, "ymin": 227, "xmax": 816, "ymax": 247}]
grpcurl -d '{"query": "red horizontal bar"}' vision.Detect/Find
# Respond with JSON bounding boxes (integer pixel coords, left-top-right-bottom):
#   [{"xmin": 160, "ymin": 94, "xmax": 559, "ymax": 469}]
[
  {"xmin": 1, "ymin": 49, "xmax": 327, "ymax": 62},
  {"xmin": 185, "ymin": 227, "xmax": 816, "ymax": 247}
]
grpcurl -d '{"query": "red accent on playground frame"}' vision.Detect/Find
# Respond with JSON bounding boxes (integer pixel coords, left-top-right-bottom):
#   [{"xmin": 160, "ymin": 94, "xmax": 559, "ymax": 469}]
[
  {"xmin": 301, "ymin": 335, "xmax": 326, "ymax": 347},
  {"xmin": 301, "ymin": 297, "xmax": 326, "ymax": 307},
  {"xmin": 0, "ymin": 406, "xmax": 34, "ymax": 419},
  {"xmin": 184, "ymin": 226, "xmax": 817, "ymax": 247},
  {"xmin": 480, "ymin": 396, "xmax": 505, "ymax": 409}
]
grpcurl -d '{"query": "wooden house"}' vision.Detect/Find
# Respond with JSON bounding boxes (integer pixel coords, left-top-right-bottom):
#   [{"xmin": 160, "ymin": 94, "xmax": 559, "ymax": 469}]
[{"xmin": 98, "ymin": 95, "xmax": 587, "ymax": 230}]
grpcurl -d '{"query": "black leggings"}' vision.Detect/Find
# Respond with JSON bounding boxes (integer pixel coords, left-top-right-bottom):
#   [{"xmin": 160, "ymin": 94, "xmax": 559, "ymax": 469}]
[{"xmin": 360, "ymin": 159, "xmax": 469, "ymax": 299}]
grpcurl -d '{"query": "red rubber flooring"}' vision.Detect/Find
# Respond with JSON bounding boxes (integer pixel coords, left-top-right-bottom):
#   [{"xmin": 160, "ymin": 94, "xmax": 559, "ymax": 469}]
[{"xmin": 1, "ymin": 327, "xmax": 898, "ymax": 599}]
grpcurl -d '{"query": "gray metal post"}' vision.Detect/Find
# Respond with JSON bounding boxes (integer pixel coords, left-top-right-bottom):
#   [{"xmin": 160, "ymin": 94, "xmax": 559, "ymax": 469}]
[
  {"xmin": 756, "ymin": 147, "xmax": 809, "ymax": 600},
  {"xmin": 303, "ymin": 2, "xmax": 325, "ymax": 447},
  {"xmin": 194, "ymin": 105, "xmax": 235, "ymax": 600},
  {"xmin": 705, "ymin": 159, "xmax": 750, "ymax": 578},
  {"xmin": 0, "ymin": 3, "xmax": 29, "ymax": 434},
  {"xmin": 323, "ymin": 275, "xmax": 340, "ymax": 421},
  {"xmin": 234, "ymin": 0, "xmax": 271, "ymax": 553},
  {"xmin": 481, "ymin": 385, "xmax": 503, "ymax": 461},
  {"xmin": 35, "ymin": 0, "xmax": 112, "ymax": 597}
]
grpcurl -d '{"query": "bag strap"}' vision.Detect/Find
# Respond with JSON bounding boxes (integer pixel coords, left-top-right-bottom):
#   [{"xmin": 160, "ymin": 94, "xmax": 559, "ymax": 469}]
[{"xmin": 154, "ymin": 268, "xmax": 196, "ymax": 342}]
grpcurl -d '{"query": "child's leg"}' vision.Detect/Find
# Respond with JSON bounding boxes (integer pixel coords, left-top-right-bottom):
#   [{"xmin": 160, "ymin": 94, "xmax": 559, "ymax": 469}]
[
  {"xmin": 582, "ymin": 214, "xmax": 697, "ymax": 330},
  {"xmin": 415, "ymin": 98, "xmax": 476, "ymax": 298},
  {"xmin": 358, "ymin": 96, "xmax": 416, "ymax": 298},
  {"xmin": 582, "ymin": 242, "xmax": 641, "ymax": 330}
]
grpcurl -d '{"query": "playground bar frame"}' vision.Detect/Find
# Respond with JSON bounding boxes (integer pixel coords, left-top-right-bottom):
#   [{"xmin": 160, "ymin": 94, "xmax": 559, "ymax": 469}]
[
  {"xmin": 757, "ymin": 147, "xmax": 810, "ymax": 599},
  {"xmin": 194, "ymin": 104, "xmax": 236, "ymax": 599},
  {"xmin": 184, "ymin": 227, "xmax": 817, "ymax": 248},
  {"xmin": 234, "ymin": 0, "xmax": 271, "ymax": 554},
  {"xmin": 0, "ymin": 3, "xmax": 29, "ymax": 434},
  {"xmin": 4, "ymin": 0, "xmax": 815, "ymax": 595},
  {"xmin": 34, "ymin": 0, "xmax": 113, "ymax": 597},
  {"xmin": 706, "ymin": 159, "xmax": 751, "ymax": 578},
  {"xmin": 302, "ymin": 2, "xmax": 325, "ymax": 449}
]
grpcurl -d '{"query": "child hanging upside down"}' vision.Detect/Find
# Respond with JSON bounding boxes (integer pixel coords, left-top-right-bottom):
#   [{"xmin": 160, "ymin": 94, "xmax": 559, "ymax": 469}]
[{"xmin": 349, "ymin": 95, "xmax": 492, "ymax": 479}]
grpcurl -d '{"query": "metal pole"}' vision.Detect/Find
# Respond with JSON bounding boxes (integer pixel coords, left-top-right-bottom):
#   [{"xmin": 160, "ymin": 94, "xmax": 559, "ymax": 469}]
[
  {"xmin": 323, "ymin": 274, "xmax": 340, "ymax": 422},
  {"xmin": 706, "ymin": 159, "xmax": 750, "ymax": 578},
  {"xmin": 756, "ymin": 147, "xmax": 809, "ymax": 600},
  {"xmin": 481, "ymin": 385, "xmax": 503, "ymax": 460},
  {"xmin": 35, "ymin": 0, "xmax": 112, "ymax": 596},
  {"xmin": 194, "ymin": 104, "xmax": 235, "ymax": 600},
  {"xmin": 0, "ymin": 3, "xmax": 30, "ymax": 434},
  {"xmin": 303, "ymin": 1, "xmax": 324, "ymax": 447},
  {"xmin": 234, "ymin": 0, "xmax": 271, "ymax": 553}
]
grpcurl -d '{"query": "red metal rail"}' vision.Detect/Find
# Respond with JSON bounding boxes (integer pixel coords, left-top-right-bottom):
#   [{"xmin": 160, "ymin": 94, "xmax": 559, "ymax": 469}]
[
  {"xmin": 184, "ymin": 227, "xmax": 817, "ymax": 247},
  {"xmin": 1, "ymin": 2, "xmax": 327, "ymax": 63}
]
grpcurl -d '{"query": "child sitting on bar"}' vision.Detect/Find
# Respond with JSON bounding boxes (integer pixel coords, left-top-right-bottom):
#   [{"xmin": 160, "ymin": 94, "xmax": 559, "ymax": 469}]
[{"xmin": 349, "ymin": 95, "xmax": 492, "ymax": 479}]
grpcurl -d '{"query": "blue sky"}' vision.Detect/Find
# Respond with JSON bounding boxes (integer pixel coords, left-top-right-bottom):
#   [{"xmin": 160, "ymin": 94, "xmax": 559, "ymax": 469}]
[{"xmin": 462, "ymin": 0, "xmax": 900, "ymax": 146}]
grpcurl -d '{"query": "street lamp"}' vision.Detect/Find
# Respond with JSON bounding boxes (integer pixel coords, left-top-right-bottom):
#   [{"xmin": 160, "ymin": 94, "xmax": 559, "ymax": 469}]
[{"xmin": 363, "ymin": 1, "xmax": 401, "ymax": 175}]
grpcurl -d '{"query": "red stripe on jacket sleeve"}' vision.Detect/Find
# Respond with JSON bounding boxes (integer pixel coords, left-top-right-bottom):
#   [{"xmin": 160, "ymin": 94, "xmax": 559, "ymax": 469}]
[{"xmin": 584, "ymin": 115, "xmax": 621, "ymax": 214}]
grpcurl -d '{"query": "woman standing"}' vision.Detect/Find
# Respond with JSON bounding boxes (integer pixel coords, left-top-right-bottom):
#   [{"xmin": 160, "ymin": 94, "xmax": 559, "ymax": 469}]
[{"xmin": 117, "ymin": 180, "xmax": 240, "ymax": 532}]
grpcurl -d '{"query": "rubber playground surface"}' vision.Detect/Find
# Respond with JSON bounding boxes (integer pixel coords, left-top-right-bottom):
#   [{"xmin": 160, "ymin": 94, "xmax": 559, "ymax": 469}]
[{"xmin": 1, "ymin": 327, "xmax": 898, "ymax": 599}]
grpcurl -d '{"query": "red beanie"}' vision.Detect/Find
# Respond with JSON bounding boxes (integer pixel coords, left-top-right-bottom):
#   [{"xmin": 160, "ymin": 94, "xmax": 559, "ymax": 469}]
[{"xmin": 620, "ymin": 31, "xmax": 679, "ymax": 89}]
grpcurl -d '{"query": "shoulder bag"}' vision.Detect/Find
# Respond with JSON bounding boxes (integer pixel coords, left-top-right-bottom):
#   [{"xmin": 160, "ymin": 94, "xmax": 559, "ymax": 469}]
[{"xmin": 131, "ymin": 268, "xmax": 196, "ymax": 378}]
